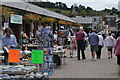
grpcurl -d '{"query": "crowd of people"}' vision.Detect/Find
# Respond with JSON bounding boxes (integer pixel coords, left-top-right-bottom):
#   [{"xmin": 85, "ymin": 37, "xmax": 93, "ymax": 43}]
[
  {"xmin": 53, "ymin": 27, "xmax": 120, "ymax": 66},
  {"xmin": 1, "ymin": 26, "xmax": 120, "ymax": 66},
  {"xmin": 75, "ymin": 27, "xmax": 120, "ymax": 66}
]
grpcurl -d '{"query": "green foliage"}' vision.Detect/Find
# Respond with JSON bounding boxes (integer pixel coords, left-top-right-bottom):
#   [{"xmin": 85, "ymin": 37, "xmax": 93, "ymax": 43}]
[
  {"xmin": 29, "ymin": 2, "xmax": 69, "ymax": 10},
  {"xmin": 118, "ymin": 13, "xmax": 120, "ymax": 17},
  {"xmin": 47, "ymin": 8, "xmax": 70, "ymax": 13}
]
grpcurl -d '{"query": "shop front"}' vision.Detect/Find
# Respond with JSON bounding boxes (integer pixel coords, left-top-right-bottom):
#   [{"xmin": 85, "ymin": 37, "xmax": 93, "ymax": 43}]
[{"xmin": 9, "ymin": 14, "xmax": 22, "ymax": 44}]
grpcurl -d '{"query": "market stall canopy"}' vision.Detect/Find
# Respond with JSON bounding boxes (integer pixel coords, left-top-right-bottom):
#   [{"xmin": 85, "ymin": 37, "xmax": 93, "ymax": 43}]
[{"xmin": 0, "ymin": 0, "xmax": 75, "ymax": 23}]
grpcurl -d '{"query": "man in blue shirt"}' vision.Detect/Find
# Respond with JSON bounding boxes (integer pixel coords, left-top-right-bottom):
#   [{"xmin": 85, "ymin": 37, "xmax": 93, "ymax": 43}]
[
  {"xmin": 2, "ymin": 28, "xmax": 17, "ymax": 65},
  {"xmin": 88, "ymin": 29, "xmax": 99, "ymax": 61}
]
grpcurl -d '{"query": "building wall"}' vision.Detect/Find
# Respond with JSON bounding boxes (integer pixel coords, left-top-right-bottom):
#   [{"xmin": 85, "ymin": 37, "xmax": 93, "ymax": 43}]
[
  {"xmin": 117, "ymin": 21, "xmax": 120, "ymax": 30},
  {"xmin": 118, "ymin": 1, "xmax": 120, "ymax": 11},
  {"xmin": 104, "ymin": 16, "xmax": 116, "ymax": 28}
]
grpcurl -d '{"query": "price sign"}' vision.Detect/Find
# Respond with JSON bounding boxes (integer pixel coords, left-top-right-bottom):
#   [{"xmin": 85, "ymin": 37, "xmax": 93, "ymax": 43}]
[{"xmin": 8, "ymin": 49, "xmax": 20, "ymax": 63}]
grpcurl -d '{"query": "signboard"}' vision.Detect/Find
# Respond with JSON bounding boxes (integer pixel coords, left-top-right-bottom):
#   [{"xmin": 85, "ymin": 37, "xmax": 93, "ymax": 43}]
[
  {"xmin": 11, "ymin": 14, "xmax": 22, "ymax": 24},
  {"xmin": 32, "ymin": 50, "xmax": 44, "ymax": 64},
  {"xmin": 8, "ymin": 49, "xmax": 20, "ymax": 63}
]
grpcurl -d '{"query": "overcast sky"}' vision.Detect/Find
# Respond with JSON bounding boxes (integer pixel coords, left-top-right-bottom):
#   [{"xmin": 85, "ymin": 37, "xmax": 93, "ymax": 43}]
[{"xmin": 43, "ymin": 0, "xmax": 119, "ymax": 10}]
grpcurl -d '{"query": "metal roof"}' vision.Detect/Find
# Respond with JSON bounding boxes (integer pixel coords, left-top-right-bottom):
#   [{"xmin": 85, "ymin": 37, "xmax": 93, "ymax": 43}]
[
  {"xmin": 72, "ymin": 16, "xmax": 92, "ymax": 24},
  {"xmin": 0, "ymin": 0, "xmax": 75, "ymax": 23}
]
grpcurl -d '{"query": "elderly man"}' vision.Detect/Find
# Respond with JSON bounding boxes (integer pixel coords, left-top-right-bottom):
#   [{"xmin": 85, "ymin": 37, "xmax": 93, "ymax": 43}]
[{"xmin": 76, "ymin": 27, "xmax": 86, "ymax": 60}]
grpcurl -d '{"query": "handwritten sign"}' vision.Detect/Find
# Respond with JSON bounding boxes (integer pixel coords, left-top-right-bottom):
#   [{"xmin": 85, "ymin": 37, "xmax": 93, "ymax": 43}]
[
  {"xmin": 32, "ymin": 50, "xmax": 44, "ymax": 64},
  {"xmin": 8, "ymin": 49, "xmax": 20, "ymax": 63}
]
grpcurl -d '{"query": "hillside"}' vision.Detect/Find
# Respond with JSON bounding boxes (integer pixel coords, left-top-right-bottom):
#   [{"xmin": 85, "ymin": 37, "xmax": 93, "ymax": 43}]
[{"xmin": 29, "ymin": 2, "xmax": 119, "ymax": 17}]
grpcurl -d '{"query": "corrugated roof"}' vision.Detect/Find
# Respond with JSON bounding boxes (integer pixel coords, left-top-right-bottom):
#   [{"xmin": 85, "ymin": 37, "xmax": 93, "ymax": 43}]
[
  {"xmin": 72, "ymin": 16, "xmax": 92, "ymax": 24},
  {"xmin": 0, "ymin": 0, "xmax": 75, "ymax": 23}
]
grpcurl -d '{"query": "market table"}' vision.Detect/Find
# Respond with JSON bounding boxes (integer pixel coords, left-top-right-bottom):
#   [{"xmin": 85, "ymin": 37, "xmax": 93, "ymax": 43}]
[
  {"xmin": 27, "ymin": 44, "xmax": 39, "ymax": 50},
  {"xmin": 53, "ymin": 50, "xmax": 66, "ymax": 68}
]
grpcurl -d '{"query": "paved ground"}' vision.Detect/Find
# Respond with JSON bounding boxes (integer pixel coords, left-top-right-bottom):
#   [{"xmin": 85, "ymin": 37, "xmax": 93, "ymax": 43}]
[{"xmin": 50, "ymin": 46, "xmax": 119, "ymax": 78}]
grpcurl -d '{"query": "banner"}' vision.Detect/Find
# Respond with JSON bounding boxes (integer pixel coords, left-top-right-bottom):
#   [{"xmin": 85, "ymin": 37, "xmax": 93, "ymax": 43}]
[
  {"xmin": 8, "ymin": 49, "xmax": 20, "ymax": 63},
  {"xmin": 32, "ymin": 50, "xmax": 44, "ymax": 64}
]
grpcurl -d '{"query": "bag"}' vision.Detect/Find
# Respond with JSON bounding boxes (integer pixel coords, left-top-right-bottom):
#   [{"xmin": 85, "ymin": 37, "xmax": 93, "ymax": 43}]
[{"xmin": 85, "ymin": 40, "xmax": 88, "ymax": 47}]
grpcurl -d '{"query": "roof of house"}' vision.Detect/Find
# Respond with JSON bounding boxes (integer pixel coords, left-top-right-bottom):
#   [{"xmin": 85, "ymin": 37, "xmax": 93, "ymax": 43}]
[
  {"xmin": 116, "ymin": 17, "xmax": 120, "ymax": 22},
  {"xmin": 0, "ymin": 0, "xmax": 75, "ymax": 23},
  {"xmin": 72, "ymin": 16, "xmax": 92, "ymax": 24}
]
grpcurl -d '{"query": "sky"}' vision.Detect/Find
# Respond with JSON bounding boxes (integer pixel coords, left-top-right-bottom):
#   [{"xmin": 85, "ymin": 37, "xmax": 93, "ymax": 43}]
[{"xmin": 43, "ymin": 0, "xmax": 119, "ymax": 10}]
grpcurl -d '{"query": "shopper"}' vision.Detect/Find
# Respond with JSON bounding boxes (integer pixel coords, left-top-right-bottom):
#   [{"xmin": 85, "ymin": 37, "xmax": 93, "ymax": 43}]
[
  {"xmin": 2, "ymin": 28, "xmax": 17, "ymax": 65},
  {"xmin": 96, "ymin": 32, "xmax": 104, "ymax": 59},
  {"xmin": 104, "ymin": 33, "xmax": 115, "ymax": 59},
  {"xmin": 88, "ymin": 29, "xmax": 99, "ymax": 61},
  {"xmin": 83, "ymin": 30, "xmax": 88, "ymax": 49},
  {"xmin": 76, "ymin": 27, "xmax": 85, "ymax": 60},
  {"xmin": 114, "ymin": 33, "xmax": 120, "ymax": 65}
]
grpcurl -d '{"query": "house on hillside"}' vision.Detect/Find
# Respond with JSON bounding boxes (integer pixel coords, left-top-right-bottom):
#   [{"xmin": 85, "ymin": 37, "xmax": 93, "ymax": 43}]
[
  {"xmin": 72, "ymin": 16, "xmax": 102, "ymax": 33},
  {"xmin": 116, "ymin": 18, "xmax": 120, "ymax": 30},
  {"xmin": 103, "ymin": 15, "xmax": 117, "ymax": 31}
]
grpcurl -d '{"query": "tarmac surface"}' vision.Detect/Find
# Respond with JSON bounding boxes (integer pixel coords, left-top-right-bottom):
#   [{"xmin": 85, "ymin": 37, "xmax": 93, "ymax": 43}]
[{"xmin": 50, "ymin": 46, "xmax": 119, "ymax": 78}]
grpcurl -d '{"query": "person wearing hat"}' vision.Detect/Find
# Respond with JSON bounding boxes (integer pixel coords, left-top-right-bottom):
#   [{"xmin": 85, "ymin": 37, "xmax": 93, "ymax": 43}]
[{"xmin": 76, "ymin": 27, "xmax": 86, "ymax": 60}]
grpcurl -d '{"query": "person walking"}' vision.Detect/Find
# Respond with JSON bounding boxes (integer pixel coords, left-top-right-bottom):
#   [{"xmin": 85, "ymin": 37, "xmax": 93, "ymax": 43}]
[
  {"xmin": 104, "ymin": 33, "xmax": 115, "ymax": 59},
  {"xmin": 88, "ymin": 29, "xmax": 99, "ymax": 61},
  {"xmin": 76, "ymin": 27, "xmax": 85, "ymax": 60},
  {"xmin": 2, "ymin": 28, "xmax": 17, "ymax": 65},
  {"xmin": 83, "ymin": 30, "xmax": 88, "ymax": 49},
  {"xmin": 96, "ymin": 32, "xmax": 104, "ymax": 59},
  {"xmin": 114, "ymin": 34, "xmax": 120, "ymax": 65}
]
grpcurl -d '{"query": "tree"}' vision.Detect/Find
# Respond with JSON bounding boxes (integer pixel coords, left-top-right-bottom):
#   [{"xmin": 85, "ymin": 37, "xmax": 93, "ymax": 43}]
[
  {"xmin": 55, "ymin": 2, "xmax": 68, "ymax": 10},
  {"xmin": 86, "ymin": 6, "xmax": 93, "ymax": 11},
  {"xmin": 102, "ymin": 8, "xmax": 111, "ymax": 13},
  {"xmin": 55, "ymin": 10, "xmax": 61, "ymax": 13},
  {"xmin": 78, "ymin": 5, "xmax": 85, "ymax": 13},
  {"xmin": 111, "ymin": 7, "xmax": 118, "ymax": 14}
]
